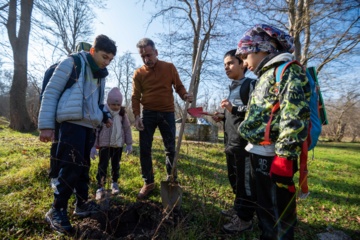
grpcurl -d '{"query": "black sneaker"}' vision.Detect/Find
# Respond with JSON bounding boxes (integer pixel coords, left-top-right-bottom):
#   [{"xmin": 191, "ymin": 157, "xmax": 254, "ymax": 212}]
[
  {"xmin": 45, "ymin": 207, "xmax": 73, "ymax": 233},
  {"xmin": 73, "ymin": 201, "xmax": 99, "ymax": 217}
]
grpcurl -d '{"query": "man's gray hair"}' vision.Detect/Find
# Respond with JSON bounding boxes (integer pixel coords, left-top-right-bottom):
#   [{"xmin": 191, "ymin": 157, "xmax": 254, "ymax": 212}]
[{"xmin": 136, "ymin": 38, "xmax": 156, "ymax": 50}]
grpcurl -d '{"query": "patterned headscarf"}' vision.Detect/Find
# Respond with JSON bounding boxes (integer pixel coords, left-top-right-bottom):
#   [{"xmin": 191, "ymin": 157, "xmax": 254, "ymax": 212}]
[{"xmin": 236, "ymin": 24, "xmax": 294, "ymax": 56}]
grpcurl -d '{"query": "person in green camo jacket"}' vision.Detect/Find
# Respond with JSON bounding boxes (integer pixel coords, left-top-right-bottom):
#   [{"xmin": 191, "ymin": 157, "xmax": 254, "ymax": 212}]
[{"xmin": 236, "ymin": 24, "xmax": 311, "ymax": 240}]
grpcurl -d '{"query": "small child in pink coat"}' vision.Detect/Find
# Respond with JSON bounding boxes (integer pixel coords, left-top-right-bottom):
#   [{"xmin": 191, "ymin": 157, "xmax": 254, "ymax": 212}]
[{"xmin": 90, "ymin": 87, "xmax": 133, "ymax": 200}]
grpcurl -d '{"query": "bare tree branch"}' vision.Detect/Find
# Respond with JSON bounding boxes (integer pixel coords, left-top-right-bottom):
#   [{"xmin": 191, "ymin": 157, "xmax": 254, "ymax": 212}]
[{"xmin": 140, "ymin": 0, "xmax": 247, "ymax": 107}]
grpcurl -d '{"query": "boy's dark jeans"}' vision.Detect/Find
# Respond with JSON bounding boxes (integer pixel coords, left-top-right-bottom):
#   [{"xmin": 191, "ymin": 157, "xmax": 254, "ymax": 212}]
[
  {"xmin": 49, "ymin": 122, "xmax": 60, "ymax": 178},
  {"xmin": 96, "ymin": 147, "xmax": 123, "ymax": 187},
  {"xmin": 53, "ymin": 122, "xmax": 95, "ymax": 209},
  {"xmin": 139, "ymin": 110, "xmax": 176, "ymax": 184},
  {"xmin": 225, "ymin": 148, "xmax": 256, "ymax": 222},
  {"xmin": 252, "ymin": 153, "xmax": 297, "ymax": 240}
]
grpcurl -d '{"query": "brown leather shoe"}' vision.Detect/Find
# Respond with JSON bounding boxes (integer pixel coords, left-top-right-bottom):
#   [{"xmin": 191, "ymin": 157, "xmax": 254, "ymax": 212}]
[{"xmin": 137, "ymin": 183, "xmax": 155, "ymax": 199}]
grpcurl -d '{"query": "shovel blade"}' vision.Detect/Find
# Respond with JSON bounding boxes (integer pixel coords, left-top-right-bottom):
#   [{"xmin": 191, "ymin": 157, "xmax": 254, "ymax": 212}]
[
  {"xmin": 160, "ymin": 181, "xmax": 182, "ymax": 211},
  {"xmin": 187, "ymin": 107, "xmax": 205, "ymax": 118}
]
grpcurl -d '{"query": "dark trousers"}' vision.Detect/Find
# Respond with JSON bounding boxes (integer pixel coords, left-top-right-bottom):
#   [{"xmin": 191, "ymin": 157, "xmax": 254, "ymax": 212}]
[
  {"xmin": 225, "ymin": 148, "xmax": 256, "ymax": 221},
  {"xmin": 252, "ymin": 154, "xmax": 297, "ymax": 240},
  {"xmin": 96, "ymin": 147, "xmax": 123, "ymax": 187},
  {"xmin": 53, "ymin": 122, "xmax": 95, "ymax": 209},
  {"xmin": 139, "ymin": 110, "xmax": 176, "ymax": 184},
  {"xmin": 49, "ymin": 122, "xmax": 60, "ymax": 178}
]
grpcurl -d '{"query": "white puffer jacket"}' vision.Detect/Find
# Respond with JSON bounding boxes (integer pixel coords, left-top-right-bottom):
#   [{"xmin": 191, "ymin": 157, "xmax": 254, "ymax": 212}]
[{"xmin": 38, "ymin": 52, "xmax": 105, "ymax": 130}]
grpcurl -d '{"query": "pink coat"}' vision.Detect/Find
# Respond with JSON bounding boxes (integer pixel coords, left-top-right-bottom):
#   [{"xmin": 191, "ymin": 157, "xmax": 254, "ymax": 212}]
[{"xmin": 95, "ymin": 112, "xmax": 133, "ymax": 148}]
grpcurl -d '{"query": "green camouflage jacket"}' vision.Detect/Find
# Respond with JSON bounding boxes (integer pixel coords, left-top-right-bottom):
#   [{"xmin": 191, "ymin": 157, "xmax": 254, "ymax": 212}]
[{"xmin": 239, "ymin": 53, "xmax": 311, "ymax": 159}]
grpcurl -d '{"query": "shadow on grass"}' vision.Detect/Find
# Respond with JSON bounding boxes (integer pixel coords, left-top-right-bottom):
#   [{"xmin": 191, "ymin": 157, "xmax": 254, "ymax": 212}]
[{"xmin": 304, "ymin": 177, "xmax": 360, "ymax": 205}]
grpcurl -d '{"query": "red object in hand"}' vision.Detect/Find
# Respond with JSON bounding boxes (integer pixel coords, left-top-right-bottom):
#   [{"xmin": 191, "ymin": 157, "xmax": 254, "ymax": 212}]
[
  {"xmin": 271, "ymin": 156, "xmax": 296, "ymax": 192},
  {"xmin": 270, "ymin": 156, "xmax": 293, "ymax": 177},
  {"xmin": 187, "ymin": 107, "xmax": 214, "ymax": 118}
]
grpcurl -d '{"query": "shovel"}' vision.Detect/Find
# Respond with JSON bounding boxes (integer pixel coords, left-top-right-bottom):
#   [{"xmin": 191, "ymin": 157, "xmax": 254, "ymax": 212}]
[
  {"xmin": 187, "ymin": 107, "xmax": 214, "ymax": 118},
  {"xmin": 160, "ymin": 40, "xmax": 205, "ymax": 212}
]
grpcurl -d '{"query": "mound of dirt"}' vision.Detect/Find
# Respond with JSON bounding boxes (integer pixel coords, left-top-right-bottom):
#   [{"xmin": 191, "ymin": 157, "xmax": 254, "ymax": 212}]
[{"xmin": 71, "ymin": 200, "xmax": 182, "ymax": 240}]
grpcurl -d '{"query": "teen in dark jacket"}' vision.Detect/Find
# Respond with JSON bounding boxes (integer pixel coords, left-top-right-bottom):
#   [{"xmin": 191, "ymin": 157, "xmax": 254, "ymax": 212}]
[{"xmin": 213, "ymin": 49, "xmax": 257, "ymax": 234}]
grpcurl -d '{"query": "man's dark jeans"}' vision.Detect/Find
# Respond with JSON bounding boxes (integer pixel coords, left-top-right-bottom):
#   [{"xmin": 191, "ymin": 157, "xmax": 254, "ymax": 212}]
[{"xmin": 139, "ymin": 110, "xmax": 176, "ymax": 184}]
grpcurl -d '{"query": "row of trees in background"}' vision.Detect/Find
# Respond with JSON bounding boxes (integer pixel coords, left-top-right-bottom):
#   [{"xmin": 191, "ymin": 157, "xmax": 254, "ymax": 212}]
[
  {"xmin": 144, "ymin": 0, "xmax": 360, "ymax": 141},
  {"xmin": 321, "ymin": 92, "xmax": 360, "ymax": 142},
  {"xmin": 0, "ymin": 0, "xmax": 359, "ymax": 141},
  {"xmin": 142, "ymin": 0, "xmax": 359, "ymax": 101}
]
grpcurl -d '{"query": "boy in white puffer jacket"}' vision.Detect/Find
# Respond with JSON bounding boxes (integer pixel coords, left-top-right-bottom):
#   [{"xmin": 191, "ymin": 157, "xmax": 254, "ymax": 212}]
[
  {"xmin": 39, "ymin": 35, "xmax": 117, "ymax": 234},
  {"xmin": 91, "ymin": 87, "xmax": 133, "ymax": 200}
]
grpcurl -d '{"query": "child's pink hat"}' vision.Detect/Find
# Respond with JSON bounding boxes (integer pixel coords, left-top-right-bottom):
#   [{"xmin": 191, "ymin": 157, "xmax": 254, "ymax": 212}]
[{"xmin": 107, "ymin": 87, "xmax": 123, "ymax": 105}]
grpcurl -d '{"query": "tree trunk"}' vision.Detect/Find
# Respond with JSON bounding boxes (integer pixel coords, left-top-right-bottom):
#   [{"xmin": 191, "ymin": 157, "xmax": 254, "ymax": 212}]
[
  {"xmin": 335, "ymin": 121, "xmax": 346, "ymax": 142},
  {"xmin": 7, "ymin": 0, "xmax": 36, "ymax": 132}
]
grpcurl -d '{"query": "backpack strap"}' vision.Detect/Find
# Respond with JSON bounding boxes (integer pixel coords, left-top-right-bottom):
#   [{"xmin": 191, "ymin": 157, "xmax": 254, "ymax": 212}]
[
  {"xmin": 307, "ymin": 66, "xmax": 328, "ymax": 126},
  {"xmin": 40, "ymin": 55, "xmax": 82, "ymax": 103},
  {"xmin": 40, "ymin": 63, "xmax": 59, "ymax": 102},
  {"xmin": 260, "ymin": 101, "xmax": 280, "ymax": 145},
  {"xmin": 70, "ymin": 53, "xmax": 82, "ymax": 77},
  {"xmin": 239, "ymin": 77, "xmax": 252, "ymax": 105},
  {"xmin": 299, "ymin": 137, "xmax": 309, "ymax": 194},
  {"xmin": 275, "ymin": 60, "xmax": 300, "ymax": 94},
  {"xmin": 119, "ymin": 107, "xmax": 126, "ymax": 123},
  {"xmin": 119, "ymin": 107, "xmax": 125, "ymax": 116},
  {"xmin": 260, "ymin": 60, "xmax": 301, "ymax": 145},
  {"xmin": 63, "ymin": 54, "xmax": 82, "ymax": 90}
]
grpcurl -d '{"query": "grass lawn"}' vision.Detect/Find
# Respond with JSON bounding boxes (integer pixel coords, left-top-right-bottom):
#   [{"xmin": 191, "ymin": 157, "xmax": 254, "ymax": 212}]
[{"xmin": 0, "ymin": 117, "xmax": 359, "ymax": 239}]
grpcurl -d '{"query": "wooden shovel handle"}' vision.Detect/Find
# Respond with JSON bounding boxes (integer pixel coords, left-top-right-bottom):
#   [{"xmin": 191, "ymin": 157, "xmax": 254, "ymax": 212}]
[{"xmin": 171, "ymin": 40, "xmax": 204, "ymax": 176}]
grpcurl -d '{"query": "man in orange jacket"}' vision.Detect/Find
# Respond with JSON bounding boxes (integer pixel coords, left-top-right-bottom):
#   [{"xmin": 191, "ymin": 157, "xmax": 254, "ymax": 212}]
[{"xmin": 132, "ymin": 38, "xmax": 193, "ymax": 199}]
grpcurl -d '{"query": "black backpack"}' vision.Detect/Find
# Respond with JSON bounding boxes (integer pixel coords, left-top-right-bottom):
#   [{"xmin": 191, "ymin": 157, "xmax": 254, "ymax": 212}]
[
  {"xmin": 239, "ymin": 77, "xmax": 256, "ymax": 105},
  {"xmin": 39, "ymin": 54, "xmax": 82, "ymax": 103}
]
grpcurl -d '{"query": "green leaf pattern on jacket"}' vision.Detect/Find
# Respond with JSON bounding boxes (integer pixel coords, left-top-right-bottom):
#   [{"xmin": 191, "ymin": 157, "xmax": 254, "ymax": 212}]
[{"xmin": 239, "ymin": 63, "xmax": 311, "ymax": 158}]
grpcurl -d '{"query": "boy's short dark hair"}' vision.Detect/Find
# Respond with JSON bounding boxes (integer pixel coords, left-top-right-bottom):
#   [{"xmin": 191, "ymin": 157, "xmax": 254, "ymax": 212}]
[
  {"xmin": 136, "ymin": 38, "xmax": 156, "ymax": 50},
  {"xmin": 224, "ymin": 49, "xmax": 247, "ymax": 74},
  {"xmin": 93, "ymin": 34, "xmax": 117, "ymax": 56}
]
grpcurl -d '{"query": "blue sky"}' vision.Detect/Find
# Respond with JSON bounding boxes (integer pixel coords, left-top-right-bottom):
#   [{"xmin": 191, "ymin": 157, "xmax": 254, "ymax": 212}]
[{"xmin": 91, "ymin": 1, "xmax": 161, "ymax": 66}]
